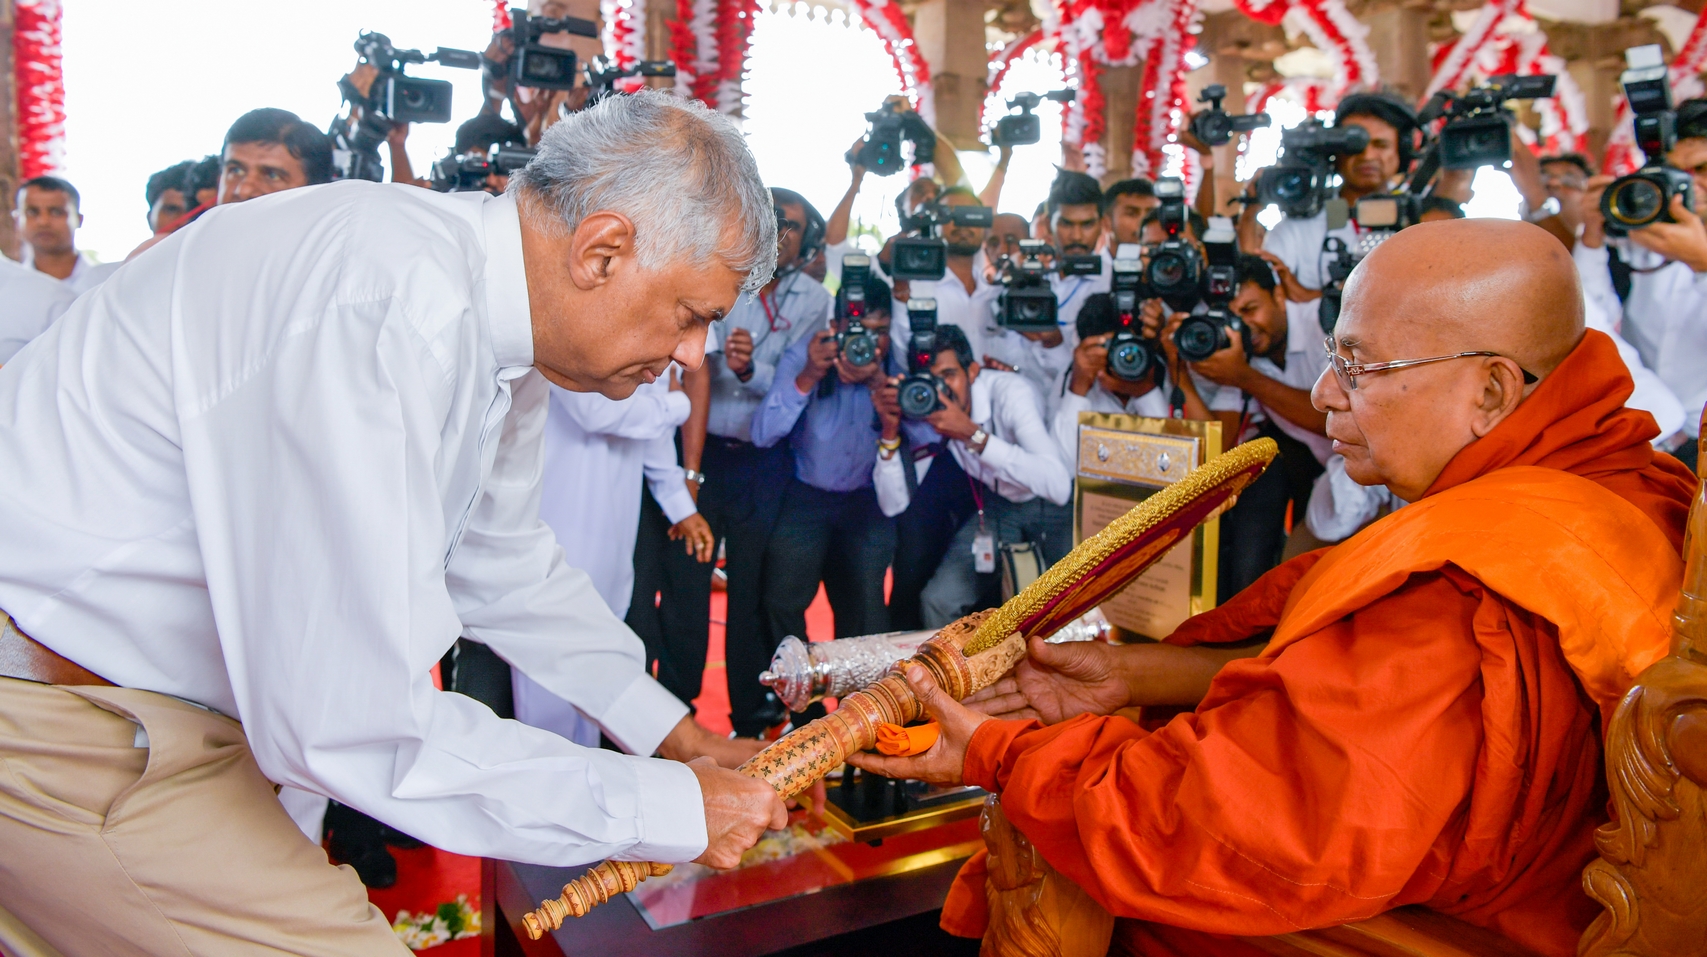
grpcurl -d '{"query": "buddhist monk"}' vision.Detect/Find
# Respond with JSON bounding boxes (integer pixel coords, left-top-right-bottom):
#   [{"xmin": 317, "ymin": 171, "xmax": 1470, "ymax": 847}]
[{"xmin": 848, "ymin": 219, "xmax": 1698, "ymax": 957}]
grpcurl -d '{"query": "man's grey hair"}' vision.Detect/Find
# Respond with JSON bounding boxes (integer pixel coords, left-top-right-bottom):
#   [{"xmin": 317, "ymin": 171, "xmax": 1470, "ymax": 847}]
[{"xmin": 509, "ymin": 90, "xmax": 777, "ymax": 292}]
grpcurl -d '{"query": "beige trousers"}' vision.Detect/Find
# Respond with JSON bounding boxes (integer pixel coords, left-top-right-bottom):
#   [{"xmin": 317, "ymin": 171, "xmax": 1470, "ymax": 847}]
[{"xmin": 0, "ymin": 677, "xmax": 408, "ymax": 957}]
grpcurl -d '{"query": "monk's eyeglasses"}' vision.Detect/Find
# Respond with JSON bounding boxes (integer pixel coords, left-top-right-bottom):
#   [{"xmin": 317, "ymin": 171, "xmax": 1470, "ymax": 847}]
[{"xmin": 1324, "ymin": 336, "xmax": 1538, "ymax": 392}]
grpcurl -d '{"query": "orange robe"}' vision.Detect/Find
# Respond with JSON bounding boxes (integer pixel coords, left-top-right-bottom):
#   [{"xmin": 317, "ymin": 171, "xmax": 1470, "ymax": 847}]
[{"xmin": 942, "ymin": 331, "xmax": 1696, "ymax": 957}]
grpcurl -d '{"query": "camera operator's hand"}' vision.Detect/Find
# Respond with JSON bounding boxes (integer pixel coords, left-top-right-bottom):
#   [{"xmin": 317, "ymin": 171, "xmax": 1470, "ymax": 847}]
[
  {"xmin": 1158, "ymin": 311, "xmax": 1191, "ymax": 368},
  {"xmin": 1256, "ymin": 250, "xmax": 1319, "ymax": 303},
  {"xmin": 927, "ymin": 394, "xmax": 979, "ymax": 444},
  {"xmin": 668, "ymin": 513, "xmax": 716, "ymax": 563},
  {"xmin": 1069, "ymin": 333, "xmax": 1111, "ymax": 397},
  {"xmin": 1019, "ymin": 328, "xmax": 1064, "ymax": 348},
  {"xmin": 872, "ymin": 376, "xmax": 903, "ymax": 440},
  {"xmin": 724, "ymin": 327, "xmax": 755, "ymax": 381},
  {"xmin": 846, "ymin": 134, "xmax": 869, "ymax": 176},
  {"xmin": 1629, "ymin": 194, "xmax": 1707, "ymax": 271},
  {"xmin": 1178, "ymin": 110, "xmax": 1213, "ymax": 159},
  {"xmin": 834, "ymin": 353, "xmax": 885, "ymax": 387},
  {"xmin": 1138, "ymin": 298, "xmax": 1166, "ymax": 339},
  {"xmin": 346, "ymin": 61, "xmax": 380, "ymax": 99},
  {"xmin": 1189, "ymin": 329, "xmax": 1254, "ymax": 388},
  {"xmin": 795, "ymin": 330, "xmax": 839, "ymax": 393},
  {"xmin": 1580, "ymin": 175, "xmax": 1613, "ymax": 250},
  {"xmin": 981, "ymin": 355, "xmax": 1018, "ymax": 373}
]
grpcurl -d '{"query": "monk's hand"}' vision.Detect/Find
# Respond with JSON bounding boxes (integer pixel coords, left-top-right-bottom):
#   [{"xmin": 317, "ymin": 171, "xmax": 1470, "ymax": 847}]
[
  {"xmin": 1629, "ymin": 194, "xmax": 1707, "ymax": 272},
  {"xmin": 1006, "ymin": 635, "xmax": 1131, "ymax": 725},
  {"xmin": 845, "ymin": 665, "xmax": 989, "ymax": 786},
  {"xmin": 689, "ymin": 757, "xmax": 788, "ymax": 869}
]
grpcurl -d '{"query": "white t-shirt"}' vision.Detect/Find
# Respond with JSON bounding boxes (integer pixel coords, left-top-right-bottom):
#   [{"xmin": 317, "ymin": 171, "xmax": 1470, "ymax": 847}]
[
  {"xmin": 1575, "ymin": 242, "xmax": 1700, "ymax": 440},
  {"xmin": 1261, "ymin": 209, "xmax": 1364, "ymax": 293},
  {"xmin": 0, "ymin": 257, "xmax": 78, "ymax": 363}
]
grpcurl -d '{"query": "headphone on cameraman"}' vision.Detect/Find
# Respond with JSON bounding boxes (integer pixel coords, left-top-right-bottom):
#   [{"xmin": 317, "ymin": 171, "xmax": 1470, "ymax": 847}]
[
  {"xmin": 1333, "ymin": 90, "xmax": 1421, "ymax": 171},
  {"xmin": 771, "ymin": 188, "xmax": 826, "ymax": 278}
]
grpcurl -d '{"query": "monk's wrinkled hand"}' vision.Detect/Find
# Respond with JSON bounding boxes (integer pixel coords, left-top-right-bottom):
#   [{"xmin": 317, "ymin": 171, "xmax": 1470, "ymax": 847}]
[
  {"xmin": 1009, "ymin": 635, "xmax": 1132, "ymax": 725},
  {"xmin": 846, "ymin": 666, "xmax": 989, "ymax": 786}
]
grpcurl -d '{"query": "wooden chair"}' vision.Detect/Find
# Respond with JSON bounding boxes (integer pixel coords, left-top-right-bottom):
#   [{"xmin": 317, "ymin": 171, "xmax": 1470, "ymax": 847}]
[{"xmin": 979, "ymin": 425, "xmax": 1707, "ymax": 957}]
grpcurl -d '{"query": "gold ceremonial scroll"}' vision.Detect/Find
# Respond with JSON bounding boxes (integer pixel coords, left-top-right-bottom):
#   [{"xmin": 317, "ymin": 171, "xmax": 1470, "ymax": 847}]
[{"xmin": 520, "ymin": 439, "xmax": 1279, "ymax": 938}]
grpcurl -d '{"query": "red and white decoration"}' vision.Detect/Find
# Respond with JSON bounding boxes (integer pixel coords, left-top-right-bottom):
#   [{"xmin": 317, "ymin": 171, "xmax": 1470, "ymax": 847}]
[
  {"xmin": 1424, "ymin": 0, "xmax": 1588, "ymax": 158},
  {"xmin": 670, "ymin": 0, "xmax": 758, "ymax": 113},
  {"xmin": 1239, "ymin": 0, "xmax": 1375, "ymax": 104},
  {"xmin": 600, "ymin": 0, "xmax": 649, "ymax": 92},
  {"xmin": 14, "ymin": 0, "xmax": 67, "ymax": 179},
  {"xmin": 1603, "ymin": 10, "xmax": 1707, "ymax": 175},
  {"xmin": 850, "ymin": 0, "xmax": 934, "ymax": 126}
]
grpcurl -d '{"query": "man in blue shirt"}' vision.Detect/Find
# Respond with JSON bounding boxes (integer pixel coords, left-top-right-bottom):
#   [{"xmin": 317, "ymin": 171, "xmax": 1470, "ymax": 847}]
[{"xmin": 750, "ymin": 278, "xmax": 928, "ymax": 645}]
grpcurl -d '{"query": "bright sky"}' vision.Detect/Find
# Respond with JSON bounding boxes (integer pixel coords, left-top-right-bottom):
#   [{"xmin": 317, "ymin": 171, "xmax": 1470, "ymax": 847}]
[{"xmin": 55, "ymin": 0, "xmax": 1518, "ymax": 262}]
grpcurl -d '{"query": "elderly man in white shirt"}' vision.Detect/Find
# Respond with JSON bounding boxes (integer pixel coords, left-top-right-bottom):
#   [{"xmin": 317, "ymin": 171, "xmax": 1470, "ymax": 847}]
[
  {"xmin": 874, "ymin": 324, "xmax": 1071, "ymax": 627},
  {"xmin": 0, "ymin": 92, "xmax": 786, "ymax": 955},
  {"xmin": 0, "ymin": 256, "xmax": 78, "ymax": 364}
]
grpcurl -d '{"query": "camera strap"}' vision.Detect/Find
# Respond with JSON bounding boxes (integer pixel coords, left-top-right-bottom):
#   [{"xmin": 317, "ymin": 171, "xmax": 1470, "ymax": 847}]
[{"xmin": 965, "ymin": 475, "xmax": 994, "ymax": 574}]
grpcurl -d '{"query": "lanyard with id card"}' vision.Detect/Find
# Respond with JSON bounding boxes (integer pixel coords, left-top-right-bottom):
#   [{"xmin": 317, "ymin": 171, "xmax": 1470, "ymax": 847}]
[{"xmin": 968, "ymin": 475, "xmax": 995, "ymax": 573}]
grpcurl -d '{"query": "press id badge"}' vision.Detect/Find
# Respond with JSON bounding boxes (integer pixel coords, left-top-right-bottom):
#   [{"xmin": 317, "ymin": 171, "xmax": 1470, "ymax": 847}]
[{"xmin": 972, "ymin": 527, "xmax": 996, "ymax": 574}]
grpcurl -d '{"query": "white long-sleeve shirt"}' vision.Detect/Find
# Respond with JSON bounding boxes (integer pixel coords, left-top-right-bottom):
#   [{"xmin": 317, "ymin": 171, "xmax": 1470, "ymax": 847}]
[
  {"xmin": 1573, "ymin": 242, "xmax": 1692, "ymax": 442},
  {"xmin": 875, "ymin": 369, "xmax": 1071, "ymax": 516},
  {"xmin": 0, "ymin": 181, "xmax": 706, "ymax": 867},
  {"xmin": 0, "ymin": 256, "xmax": 78, "ymax": 363}
]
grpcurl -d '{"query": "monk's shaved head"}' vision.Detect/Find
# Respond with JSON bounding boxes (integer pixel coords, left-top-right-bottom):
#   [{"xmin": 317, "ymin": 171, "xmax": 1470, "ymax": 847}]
[{"xmin": 1312, "ymin": 220, "xmax": 1584, "ymax": 502}]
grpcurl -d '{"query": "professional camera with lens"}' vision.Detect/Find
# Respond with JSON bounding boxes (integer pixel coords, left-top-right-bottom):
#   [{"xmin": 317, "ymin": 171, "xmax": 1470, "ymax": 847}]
[
  {"xmin": 851, "ymin": 99, "xmax": 937, "ymax": 176},
  {"xmin": 898, "ymin": 298, "xmax": 946, "ymax": 418},
  {"xmin": 991, "ymin": 90, "xmax": 1076, "ymax": 147},
  {"xmin": 1416, "ymin": 72, "xmax": 1556, "ymax": 170},
  {"xmin": 1188, "ymin": 84, "xmax": 1271, "ymax": 147},
  {"xmin": 333, "ymin": 32, "xmax": 480, "ymax": 181},
  {"xmin": 1106, "ymin": 248, "xmax": 1160, "ymax": 382},
  {"xmin": 1316, "ymin": 237, "xmax": 1359, "ymax": 335},
  {"xmin": 502, "ymin": 7, "xmax": 600, "ymax": 90},
  {"xmin": 584, "ymin": 55, "xmax": 676, "ymax": 106},
  {"xmin": 891, "ymin": 201, "xmax": 995, "ymax": 282},
  {"xmin": 1602, "ymin": 45, "xmax": 1695, "ymax": 235},
  {"xmin": 836, "ymin": 254, "xmax": 880, "ymax": 367},
  {"xmin": 430, "ymin": 143, "xmax": 538, "ymax": 193},
  {"xmin": 1173, "ymin": 233, "xmax": 1252, "ymax": 362},
  {"xmin": 994, "ymin": 239, "xmax": 1058, "ymax": 331},
  {"xmin": 1145, "ymin": 178, "xmax": 1203, "ymax": 304},
  {"xmin": 1255, "ymin": 120, "xmax": 1370, "ymax": 219}
]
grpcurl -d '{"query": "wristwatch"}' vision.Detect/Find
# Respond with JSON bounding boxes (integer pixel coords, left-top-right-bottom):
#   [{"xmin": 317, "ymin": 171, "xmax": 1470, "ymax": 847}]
[
  {"xmin": 967, "ymin": 428, "xmax": 990, "ymax": 454},
  {"xmin": 683, "ymin": 469, "xmax": 706, "ymax": 486},
  {"xmin": 1524, "ymin": 196, "xmax": 1561, "ymax": 223}
]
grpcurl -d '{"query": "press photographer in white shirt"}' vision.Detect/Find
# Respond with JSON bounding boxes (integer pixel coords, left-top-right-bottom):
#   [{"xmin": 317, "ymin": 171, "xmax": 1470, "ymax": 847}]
[
  {"xmin": 0, "ymin": 91, "xmax": 786, "ymax": 955},
  {"xmin": 873, "ymin": 323, "xmax": 1071, "ymax": 627}
]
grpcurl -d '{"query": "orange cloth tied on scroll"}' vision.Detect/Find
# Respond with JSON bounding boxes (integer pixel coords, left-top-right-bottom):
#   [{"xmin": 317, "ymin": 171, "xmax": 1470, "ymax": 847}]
[
  {"xmin": 875, "ymin": 722, "xmax": 939, "ymax": 756},
  {"xmin": 943, "ymin": 331, "xmax": 1696, "ymax": 957}
]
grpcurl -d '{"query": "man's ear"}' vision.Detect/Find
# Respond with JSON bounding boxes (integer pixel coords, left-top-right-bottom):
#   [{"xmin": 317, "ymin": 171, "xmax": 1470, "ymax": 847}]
[
  {"xmin": 965, "ymin": 361, "xmax": 980, "ymax": 385},
  {"xmin": 1469, "ymin": 359, "xmax": 1526, "ymax": 437},
  {"xmin": 567, "ymin": 210, "xmax": 638, "ymax": 291}
]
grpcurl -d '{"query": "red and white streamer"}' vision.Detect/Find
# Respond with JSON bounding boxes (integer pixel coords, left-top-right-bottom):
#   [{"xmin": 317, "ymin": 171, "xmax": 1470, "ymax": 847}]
[
  {"xmin": 600, "ymin": 0, "xmax": 648, "ymax": 92},
  {"xmin": 1423, "ymin": 1, "xmax": 1587, "ymax": 161},
  {"xmin": 14, "ymin": 0, "xmax": 67, "ymax": 179},
  {"xmin": 1604, "ymin": 10, "xmax": 1707, "ymax": 175},
  {"xmin": 671, "ymin": 0, "xmax": 723, "ymax": 108},
  {"xmin": 851, "ymin": 0, "xmax": 934, "ymax": 126},
  {"xmin": 1236, "ymin": 0, "xmax": 1375, "ymax": 106}
]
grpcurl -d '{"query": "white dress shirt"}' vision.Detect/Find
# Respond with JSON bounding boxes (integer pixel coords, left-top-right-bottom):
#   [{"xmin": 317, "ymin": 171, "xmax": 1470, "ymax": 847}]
[
  {"xmin": 874, "ymin": 369, "xmax": 1071, "ymax": 516},
  {"xmin": 1050, "ymin": 380, "xmax": 1172, "ymax": 470},
  {"xmin": 0, "ymin": 257, "xmax": 78, "ymax": 363},
  {"xmin": 1247, "ymin": 299, "xmax": 1334, "ymax": 464},
  {"xmin": 891, "ymin": 268, "xmax": 1005, "ymax": 375},
  {"xmin": 17, "ymin": 247, "xmax": 122, "ymax": 296},
  {"xmin": 1574, "ymin": 242, "xmax": 1695, "ymax": 441},
  {"xmin": 1262, "ymin": 209, "xmax": 1365, "ymax": 292},
  {"xmin": 980, "ymin": 269, "xmax": 1110, "ymax": 419},
  {"xmin": 704, "ymin": 270, "xmax": 831, "ymax": 442},
  {"xmin": 0, "ymin": 181, "xmax": 707, "ymax": 867}
]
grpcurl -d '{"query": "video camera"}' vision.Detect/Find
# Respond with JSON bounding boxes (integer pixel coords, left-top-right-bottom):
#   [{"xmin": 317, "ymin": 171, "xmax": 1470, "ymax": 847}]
[
  {"xmin": 1602, "ymin": 45, "xmax": 1695, "ymax": 235},
  {"xmin": 430, "ymin": 143, "xmax": 537, "ymax": 193},
  {"xmin": 332, "ymin": 32, "xmax": 480, "ymax": 181},
  {"xmin": 1172, "ymin": 222, "xmax": 1250, "ymax": 362},
  {"xmin": 1145, "ymin": 178, "xmax": 1202, "ymax": 304},
  {"xmin": 852, "ymin": 99, "xmax": 937, "ymax": 176},
  {"xmin": 898, "ymin": 299, "xmax": 946, "ymax": 418},
  {"xmin": 995, "ymin": 239, "xmax": 1058, "ymax": 331},
  {"xmin": 991, "ymin": 90, "xmax": 1076, "ymax": 147},
  {"xmin": 1417, "ymin": 72, "xmax": 1556, "ymax": 170},
  {"xmin": 501, "ymin": 6, "xmax": 599, "ymax": 90},
  {"xmin": 837, "ymin": 255, "xmax": 881, "ymax": 367},
  {"xmin": 584, "ymin": 55, "xmax": 677, "ymax": 106},
  {"xmin": 1106, "ymin": 246, "xmax": 1160, "ymax": 382},
  {"xmin": 1254, "ymin": 119, "xmax": 1370, "ymax": 220},
  {"xmin": 890, "ymin": 201, "xmax": 994, "ymax": 282},
  {"xmin": 1188, "ymin": 84, "xmax": 1271, "ymax": 148}
]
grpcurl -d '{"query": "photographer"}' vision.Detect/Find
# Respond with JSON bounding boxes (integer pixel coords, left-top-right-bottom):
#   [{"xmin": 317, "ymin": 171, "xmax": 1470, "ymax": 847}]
[
  {"xmin": 1574, "ymin": 96, "xmax": 1707, "ymax": 467},
  {"xmin": 702, "ymin": 186, "xmax": 832, "ymax": 736},
  {"xmin": 749, "ymin": 277, "xmax": 930, "ymax": 645},
  {"xmin": 890, "ymin": 186, "xmax": 1004, "ymax": 367},
  {"xmin": 873, "ymin": 324, "xmax": 1071, "ymax": 627},
  {"xmin": 1103, "ymin": 178, "xmax": 1159, "ymax": 249},
  {"xmin": 1050, "ymin": 293, "xmax": 1171, "ymax": 465},
  {"xmin": 219, "ymin": 108, "xmax": 334, "ymax": 204}
]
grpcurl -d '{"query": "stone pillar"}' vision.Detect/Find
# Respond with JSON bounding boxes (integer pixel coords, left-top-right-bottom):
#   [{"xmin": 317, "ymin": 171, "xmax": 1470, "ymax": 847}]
[
  {"xmin": 1, "ymin": 0, "xmax": 20, "ymax": 261},
  {"xmin": 913, "ymin": 0, "xmax": 988, "ymax": 149},
  {"xmin": 1362, "ymin": 1, "xmax": 1431, "ymax": 101},
  {"xmin": 1100, "ymin": 65, "xmax": 1140, "ymax": 184}
]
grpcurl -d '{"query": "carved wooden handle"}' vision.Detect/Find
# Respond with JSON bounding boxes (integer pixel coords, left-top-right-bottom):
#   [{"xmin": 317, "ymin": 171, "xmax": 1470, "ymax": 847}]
[{"xmin": 520, "ymin": 616, "xmax": 1023, "ymax": 937}]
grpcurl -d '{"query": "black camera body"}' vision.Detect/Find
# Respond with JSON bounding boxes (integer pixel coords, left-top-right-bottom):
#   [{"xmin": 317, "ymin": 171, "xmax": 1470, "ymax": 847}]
[
  {"xmin": 353, "ymin": 32, "xmax": 480, "ymax": 125},
  {"xmin": 890, "ymin": 202, "xmax": 994, "ymax": 282},
  {"xmin": 1317, "ymin": 237, "xmax": 1359, "ymax": 335},
  {"xmin": 1602, "ymin": 46, "xmax": 1695, "ymax": 235},
  {"xmin": 1417, "ymin": 73, "xmax": 1556, "ymax": 170},
  {"xmin": 992, "ymin": 90, "xmax": 1075, "ymax": 147},
  {"xmin": 1255, "ymin": 120, "xmax": 1370, "ymax": 219},
  {"xmin": 1146, "ymin": 178, "xmax": 1203, "ymax": 305},
  {"xmin": 584, "ymin": 55, "xmax": 676, "ymax": 106},
  {"xmin": 503, "ymin": 7, "xmax": 599, "ymax": 90},
  {"xmin": 996, "ymin": 239, "xmax": 1058, "ymax": 331},
  {"xmin": 899, "ymin": 298, "xmax": 946, "ymax": 418},
  {"xmin": 1189, "ymin": 84, "xmax": 1270, "ymax": 148},
  {"xmin": 429, "ymin": 143, "xmax": 538, "ymax": 193},
  {"xmin": 854, "ymin": 100, "xmax": 937, "ymax": 176},
  {"xmin": 1106, "ymin": 251, "xmax": 1160, "ymax": 382},
  {"xmin": 1172, "ymin": 238, "xmax": 1251, "ymax": 362},
  {"xmin": 837, "ymin": 255, "xmax": 880, "ymax": 367}
]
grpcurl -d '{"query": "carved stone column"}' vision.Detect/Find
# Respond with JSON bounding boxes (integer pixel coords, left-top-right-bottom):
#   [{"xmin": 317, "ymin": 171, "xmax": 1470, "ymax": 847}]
[
  {"xmin": 912, "ymin": 0, "xmax": 988, "ymax": 149},
  {"xmin": 1100, "ymin": 65, "xmax": 1140, "ymax": 185},
  {"xmin": 1, "ymin": 0, "xmax": 21, "ymax": 261},
  {"xmin": 1362, "ymin": 1, "xmax": 1431, "ymax": 100}
]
